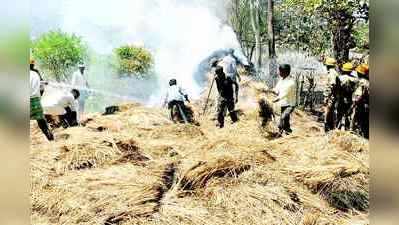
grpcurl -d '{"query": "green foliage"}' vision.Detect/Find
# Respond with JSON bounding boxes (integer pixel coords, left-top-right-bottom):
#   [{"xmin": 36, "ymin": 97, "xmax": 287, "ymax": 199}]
[
  {"xmin": 32, "ymin": 30, "xmax": 87, "ymax": 81},
  {"xmin": 284, "ymin": 0, "xmax": 368, "ymax": 13},
  {"xmin": 352, "ymin": 22, "xmax": 369, "ymax": 50},
  {"xmin": 114, "ymin": 45, "xmax": 153, "ymax": 78},
  {"xmin": 275, "ymin": 4, "xmax": 332, "ymax": 55}
]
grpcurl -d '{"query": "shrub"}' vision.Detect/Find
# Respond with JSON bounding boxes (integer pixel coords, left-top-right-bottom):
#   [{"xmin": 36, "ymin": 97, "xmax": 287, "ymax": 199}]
[
  {"xmin": 114, "ymin": 45, "xmax": 153, "ymax": 78},
  {"xmin": 32, "ymin": 30, "xmax": 87, "ymax": 81}
]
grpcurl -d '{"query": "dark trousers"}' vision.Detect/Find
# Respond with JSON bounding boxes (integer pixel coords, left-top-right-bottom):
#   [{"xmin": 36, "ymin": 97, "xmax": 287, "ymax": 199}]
[
  {"xmin": 351, "ymin": 105, "xmax": 369, "ymax": 139},
  {"xmin": 37, "ymin": 119, "xmax": 54, "ymax": 141},
  {"xmin": 168, "ymin": 100, "xmax": 185, "ymax": 122},
  {"xmin": 46, "ymin": 108, "xmax": 78, "ymax": 129},
  {"xmin": 279, "ymin": 106, "xmax": 295, "ymax": 134},
  {"xmin": 217, "ymin": 97, "xmax": 237, "ymax": 128},
  {"xmin": 336, "ymin": 99, "xmax": 352, "ymax": 130},
  {"xmin": 324, "ymin": 97, "xmax": 337, "ymax": 132}
]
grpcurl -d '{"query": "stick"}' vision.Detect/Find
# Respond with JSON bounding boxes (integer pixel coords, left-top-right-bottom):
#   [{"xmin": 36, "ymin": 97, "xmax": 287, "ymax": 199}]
[
  {"xmin": 177, "ymin": 104, "xmax": 189, "ymax": 124},
  {"xmin": 203, "ymin": 78, "xmax": 215, "ymax": 115}
]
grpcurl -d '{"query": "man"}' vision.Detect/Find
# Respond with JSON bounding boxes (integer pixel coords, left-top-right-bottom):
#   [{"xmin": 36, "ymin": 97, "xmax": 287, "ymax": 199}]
[
  {"xmin": 30, "ymin": 59, "xmax": 47, "ymax": 96},
  {"xmin": 164, "ymin": 79, "xmax": 190, "ymax": 123},
  {"xmin": 71, "ymin": 63, "xmax": 89, "ymax": 117},
  {"xmin": 303, "ymin": 74, "xmax": 315, "ymax": 112},
  {"xmin": 30, "ymin": 66, "xmax": 54, "ymax": 141},
  {"xmin": 42, "ymin": 89, "xmax": 80, "ymax": 128},
  {"xmin": 272, "ymin": 64, "xmax": 297, "ymax": 135},
  {"xmin": 351, "ymin": 64, "xmax": 369, "ymax": 138},
  {"xmin": 214, "ymin": 66, "xmax": 239, "ymax": 128},
  {"xmin": 336, "ymin": 62, "xmax": 358, "ymax": 130},
  {"xmin": 218, "ymin": 49, "xmax": 241, "ymax": 82},
  {"xmin": 323, "ymin": 57, "xmax": 340, "ymax": 132}
]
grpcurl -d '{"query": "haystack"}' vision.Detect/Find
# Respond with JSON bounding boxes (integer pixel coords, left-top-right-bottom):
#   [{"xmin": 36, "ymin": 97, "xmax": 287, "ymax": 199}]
[
  {"xmin": 292, "ymin": 163, "xmax": 369, "ymax": 212},
  {"xmin": 180, "ymin": 147, "xmax": 276, "ymax": 190},
  {"xmin": 328, "ymin": 130, "xmax": 369, "ymax": 153},
  {"xmin": 31, "ymin": 74, "xmax": 369, "ymax": 225},
  {"xmin": 31, "ymin": 164, "xmax": 170, "ymax": 225}
]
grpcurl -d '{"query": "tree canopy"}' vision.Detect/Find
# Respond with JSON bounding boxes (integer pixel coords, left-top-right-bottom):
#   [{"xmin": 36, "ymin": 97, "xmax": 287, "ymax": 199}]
[
  {"xmin": 32, "ymin": 30, "xmax": 87, "ymax": 81},
  {"xmin": 227, "ymin": 0, "xmax": 369, "ymax": 64},
  {"xmin": 114, "ymin": 45, "xmax": 154, "ymax": 78}
]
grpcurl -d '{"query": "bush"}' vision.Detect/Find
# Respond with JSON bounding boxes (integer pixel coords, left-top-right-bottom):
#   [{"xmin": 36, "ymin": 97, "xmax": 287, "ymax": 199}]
[
  {"xmin": 32, "ymin": 30, "xmax": 87, "ymax": 81},
  {"xmin": 114, "ymin": 45, "xmax": 153, "ymax": 78}
]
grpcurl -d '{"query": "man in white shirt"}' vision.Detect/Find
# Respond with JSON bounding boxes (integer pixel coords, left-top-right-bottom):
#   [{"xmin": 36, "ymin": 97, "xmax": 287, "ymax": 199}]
[
  {"xmin": 42, "ymin": 89, "xmax": 80, "ymax": 128},
  {"xmin": 30, "ymin": 59, "xmax": 47, "ymax": 96},
  {"xmin": 30, "ymin": 69, "xmax": 54, "ymax": 141},
  {"xmin": 271, "ymin": 64, "xmax": 297, "ymax": 135},
  {"xmin": 71, "ymin": 63, "xmax": 89, "ymax": 116},
  {"xmin": 164, "ymin": 79, "xmax": 190, "ymax": 122}
]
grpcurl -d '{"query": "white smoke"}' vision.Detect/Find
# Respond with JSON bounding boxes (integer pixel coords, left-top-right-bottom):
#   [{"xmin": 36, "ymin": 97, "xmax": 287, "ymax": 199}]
[{"xmin": 32, "ymin": 0, "xmax": 241, "ymax": 109}]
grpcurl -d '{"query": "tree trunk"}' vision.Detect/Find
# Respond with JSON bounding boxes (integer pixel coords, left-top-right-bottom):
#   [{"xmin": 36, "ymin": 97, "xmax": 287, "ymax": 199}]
[
  {"xmin": 332, "ymin": 25, "xmax": 352, "ymax": 63},
  {"xmin": 267, "ymin": 0, "xmax": 275, "ymax": 58},
  {"xmin": 249, "ymin": 45, "xmax": 256, "ymax": 62},
  {"xmin": 267, "ymin": 0, "xmax": 277, "ymax": 87},
  {"xmin": 250, "ymin": 0, "xmax": 262, "ymax": 70}
]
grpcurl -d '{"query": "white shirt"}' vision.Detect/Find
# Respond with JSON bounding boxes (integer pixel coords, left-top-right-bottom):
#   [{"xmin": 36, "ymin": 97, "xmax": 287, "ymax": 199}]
[
  {"xmin": 165, "ymin": 85, "xmax": 187, "ymax": 103},
  {"xmin": 339, "ymin": 74, "xmax": 358, "ymax": 86},
  {"xmin": 71, "ymin": 71, "xmax": 88, "ymax": 89},
  {"xmin": 42, "ymin": 91, "xmax": 79, "ymax": 116},
  {"xmin": 327, "ymin": 68, "xmax": 339, "ymax": 86},
  {"xmin": 30, "ymin": 70, "xmax": 41, "ymax": 98},
  {"xmin": 219, "ymin": 55, "xmax": 237, "ymax": 79},
  {"xmin": 274, "ymin": 77, "xmax": 297, "ymax": 107}
]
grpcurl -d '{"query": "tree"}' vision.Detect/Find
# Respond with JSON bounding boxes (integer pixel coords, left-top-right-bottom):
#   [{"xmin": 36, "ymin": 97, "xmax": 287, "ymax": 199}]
[
  {"xmin": 227, "ymin": 0, "xmax": 270, "ymax": 64},
  {"xmin": 267, "ymin": 0, "xmax": 276, "ymax": 58},
  {"xmin": 267, "ymin": 0, "xmax": 278, "ymax": 87},
  {"xmin": 283, "ymin": 0, "xmax": 369, "ymax": 63},
  {"xmin": 114, "ymin": 45, "xmax": 154, "ymax": 78},
  {"xmin": 32, "ymin": 30, "xmax": 87, "ymax": 81},
  {"xmin": 250, "ymin": 0, "xmax": 262, "ymax": 70},
  {"xmin": 275, "ymin": 3, "xmax": 333, "ymax": 55}
]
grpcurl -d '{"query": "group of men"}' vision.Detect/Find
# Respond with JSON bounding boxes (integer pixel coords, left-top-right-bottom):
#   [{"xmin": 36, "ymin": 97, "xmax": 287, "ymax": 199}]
[
  {"xmin": 164, "ymin": 51, "xmax": 241, "ymax": 128},
  {"xmin": 323, "ymin": 57, "xmax": 369, "ymax": 138},
  {"xmin": 163, "ymin": 53, "xmax": 369, "ymax": 139},
  {"xmin": 164, "ymin": 50, "xmax": 297, "ymax": 136},
  {"xmin": 31, "ymin": 51, "xmax": 369, "ymax": 141},
  {"xmin": 29, "ymin": 59, "xmax": 90, "ymax": 141}
]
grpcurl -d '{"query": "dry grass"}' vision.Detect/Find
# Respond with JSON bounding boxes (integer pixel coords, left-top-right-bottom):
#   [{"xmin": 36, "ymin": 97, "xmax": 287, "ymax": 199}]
[
  {"xmin": 31, "ymin": 74, "xmax": 369, "ymax": 224},
  {"xmin": 32, "ymin": 164, "xmax": 175, "ymax": 224}
]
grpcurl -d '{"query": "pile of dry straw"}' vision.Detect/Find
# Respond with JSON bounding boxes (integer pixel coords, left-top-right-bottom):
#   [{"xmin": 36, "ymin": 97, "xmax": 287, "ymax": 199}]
[{"xmin": 31, "ymin": 76, "xmax": 369, "ymax": 225}]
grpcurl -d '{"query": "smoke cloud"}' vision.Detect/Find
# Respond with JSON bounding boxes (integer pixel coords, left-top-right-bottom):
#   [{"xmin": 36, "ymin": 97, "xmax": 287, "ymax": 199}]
[{"xmin": 32, "ymin": 0, "xmax": 242, "ymax": 111}]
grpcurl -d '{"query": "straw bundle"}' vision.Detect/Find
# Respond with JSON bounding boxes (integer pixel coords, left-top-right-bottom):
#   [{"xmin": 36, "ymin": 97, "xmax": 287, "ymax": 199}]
[
  {"xmin": 292, "ymin": 163, "xmax": 369, "ymax": 211},
  {"xmin": 180, "ymin": 148, "xmax": 276, "ymax": 190},
  {"xmin": 328, "ymin": 130, "xmax": 369, "ymax": 153},
  {"xmin": 32, "ymin": 164, "xmax": 170, "ymax": 225}
]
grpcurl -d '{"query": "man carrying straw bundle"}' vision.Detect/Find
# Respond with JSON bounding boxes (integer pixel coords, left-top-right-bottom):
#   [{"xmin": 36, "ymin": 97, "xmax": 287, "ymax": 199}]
[{"xmin": 271, "ymin": 64, "xmax": 296, "ymax": 136}]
